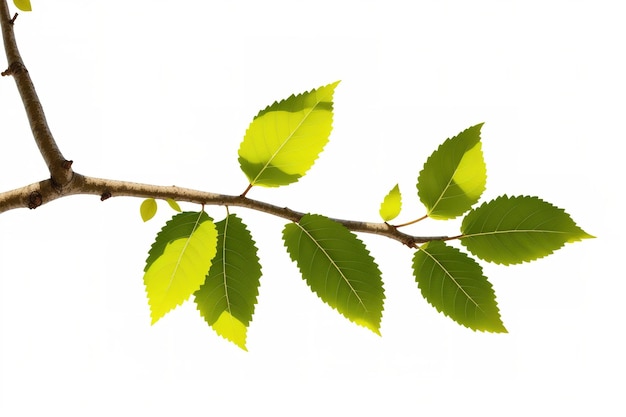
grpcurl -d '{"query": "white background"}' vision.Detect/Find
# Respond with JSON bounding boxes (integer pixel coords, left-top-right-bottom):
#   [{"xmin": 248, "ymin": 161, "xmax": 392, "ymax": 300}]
[{"xmin": 0, "ymin": 1, "xmax": 621, "ymax": 415}]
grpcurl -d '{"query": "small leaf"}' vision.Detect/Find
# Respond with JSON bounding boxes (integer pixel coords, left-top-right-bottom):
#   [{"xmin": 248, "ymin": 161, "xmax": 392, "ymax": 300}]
[
  {"xmin": 144, "ymin": 211, "xmax": 218, "ymax": 324},
  {"xmin": 140, "ymin": 198, "xmax": 158, "ymax": 222},
  {"xmin": 417, "ymin": 124, "xmax": 487, "ymax": 219},
  {"xmin": 194, "ymin": 214, "xmax": 261, "ymax": 350},
  {"xmin": 13, "ymin": 0, "xmax": 32, "ymax": 12},
  {"xmin": 413, "ymin": 241, "xmax": 506, "ymax": 332},
  {"xmin": 238, "ymin": 81, "xmax": 340, "ymax": 188},
  {"xmin": 461, "ymin": 195, "xmax": 594, "ymax": 265},
  {"xmin": 166, "ymin": 198, "xmax": 182, "ymax": 212},
  {"xmin": 283, "ymin": 214, "xmax": 384, "ymax": 334},
  {"xmin": 379, "ymin": 184, "xmax": 402, "ymax": 222}
]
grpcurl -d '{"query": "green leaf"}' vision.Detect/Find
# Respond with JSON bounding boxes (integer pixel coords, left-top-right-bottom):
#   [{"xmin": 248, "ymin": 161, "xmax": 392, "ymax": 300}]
[
  {"xmin": 413, "ymin": 241, "xmax": 506, "ymax": 332},
  {"xmin": 417, "ymin": 124, "xmax": 487, "ymax": 219},
  {"xmin": 194, "ymin": 214, "xmax": 261, "ymax": 350},
  {"xmin": 144, "ymin": 211, "xmax": 218, "ymax": 324},
  {"xmin": 379, "ymin": 184, "xmax": 402, "ymax": 222},
  {"xmin": 140, "ymin": 198, "xmax": 158, "ymax": 222},
  {"xmin": 166, "ymin": 198, "xmax": 182, "ymax": 212},
  {"xmin": 238, "ymin": 81, "xmax": 340, "ymax": 188},
  {"xmin": 461, "ymin": 195, "xmax": 594, "ymax": 265},
  {"xmin": 13, "ymin": 0, "xmax": 32, "ymax": 12},
  {"xmin": 283, "ymin": 214, "xmax": 384, "ymax": 334}
]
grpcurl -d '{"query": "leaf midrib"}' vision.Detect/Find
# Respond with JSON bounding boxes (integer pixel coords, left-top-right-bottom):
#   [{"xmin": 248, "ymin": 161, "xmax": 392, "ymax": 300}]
[
  {"xmin": 165, "ymin": 211, "xmax": 204, "ymax": 294},
  {"xmin": 250, "ymin": 96, "xmax": 323, "ymax": 186},
  {"xmin": 297, "ymin": 224, "xmax": 368, "ymax": 312},
  {"xmin": 420, "ymin": 245, "xmax": 482, "ymax": 312},
  {"xmin": 462, "ymin": 229, "xmax": 574, "ymax": 238}
]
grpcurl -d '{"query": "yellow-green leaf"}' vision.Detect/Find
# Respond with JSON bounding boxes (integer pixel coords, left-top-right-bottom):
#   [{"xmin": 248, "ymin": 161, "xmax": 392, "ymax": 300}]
[
  {"xmin": 140, "ymin": 198, "xmax": 157, "ymax": 222},
  {"xmin": 417, "ymin": 124, "xmax": 487, "ymax": 219},
  {"xmin": 211, "ymin": 311, "xmax": 248, "ymax": 351},
  {"xmin": 238, "ymin": 81, "xmax": 339, "ymax": 188},
  {"xmin": 379, "ymin": 184, "xmax": 402, "ymax": 222},
  {"xmin": 413, "ymin": 241, "xmax": 506, "ymax": 332},
  {"xmin": 461, "ymin": 195, "xmax": 594, "ymax": 265},
  {"xmin": 144, "ymin": 211, "xmax": 218, "ymax": 324},
  {"xmin": 194, "ymin": 214, "xmax": 261, "ymax": 350},
  {"xmin": 283, "ymin": 214, "xmax": 384, "ymax": 334},
  {"xmin": 13, "ymin": 0, "xmax": 32, "ymax": 12},
  {"xmin": 166, "ymin": 198, "xmax": 182, "ymax": 212}
]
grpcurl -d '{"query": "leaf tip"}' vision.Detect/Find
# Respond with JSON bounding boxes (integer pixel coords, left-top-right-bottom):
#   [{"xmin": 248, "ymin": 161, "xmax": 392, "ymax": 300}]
[
  {"xmin": 478, "ymin": 319, "xmax": 508, "ymax": 334},
  {"xmin": 576, "ymin": 231, "xmax": 596, "ymax": 241},
  {"xmin": 212, "ymin": 311, "xmax": 249, "ymax": 351},
  {"xmin": 149, "ymin": 310, "xmax": 162, "ymax": 326},
  {"xmin": 353, "ymin": 317, "xmax": 382, "ymax": 336}
]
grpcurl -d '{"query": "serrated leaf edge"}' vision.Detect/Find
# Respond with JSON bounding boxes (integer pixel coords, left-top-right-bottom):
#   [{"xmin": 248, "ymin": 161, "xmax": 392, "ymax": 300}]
[
  {"xmin": 379, "ymin": 184, "xmax": 402, "ymax": 222},
  {"xmin": 144, "ymin": 211, "xmax": 217, "ymax": 324},
  {"xmin": 414, "ymin": 241, "xmax": 506, "ymax": 333},
  {"xmin": 460, "ymin": 194, "xmax": 594, "ymax": 265},
  {"xmin": 240, "ymin": 81, "xmax": 339, "ymax": 187},
  {"xmin": 194, "ymin": 214, "xmax": 261, "ymax": 350},
  {"xmin": 417, "ymin": 123, "xmax": 486, "ymax": 219},
  {"xmin": 283, "ymin": 215, "xmax": 384, "ymax": 334}
]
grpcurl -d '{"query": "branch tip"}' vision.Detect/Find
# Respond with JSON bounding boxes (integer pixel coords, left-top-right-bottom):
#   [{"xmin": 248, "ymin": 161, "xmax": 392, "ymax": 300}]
[{"xmin": 10, "ymin": 13, "xmax": 17, "ymax": 25}]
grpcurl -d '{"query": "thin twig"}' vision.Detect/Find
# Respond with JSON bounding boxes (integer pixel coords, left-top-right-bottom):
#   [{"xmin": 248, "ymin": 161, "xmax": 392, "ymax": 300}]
[
  {"xmin": 394, "ymin": 214, "xmax": 429, "ymax": 228},
  {"xmin": 1, "ymin": 1, "xmax": 73, "ymax": 187}
]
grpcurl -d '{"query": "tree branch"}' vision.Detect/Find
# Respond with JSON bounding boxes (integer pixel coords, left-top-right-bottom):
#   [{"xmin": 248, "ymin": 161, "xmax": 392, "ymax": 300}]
[
  {"xmin": 1, "ymin": 1, "xmax": 73, "ymax": 188},
  {"xmin": 0, "ymin": 174, "xmax": 448, "ymax": 247},
  {"xmin": 0, "ymin": 0, "xmax": 448, "ymax": 249}
]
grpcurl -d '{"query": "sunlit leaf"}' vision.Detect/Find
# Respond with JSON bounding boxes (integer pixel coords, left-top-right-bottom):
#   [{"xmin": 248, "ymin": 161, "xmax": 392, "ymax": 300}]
[
  {"xmin": 413, "ymin": 241, "xmax": 506, "ymax": 332},
  {"xmin": 417, "ymin": 124, "xmax": 487, "ymax": 219},
  {"xmin": 238, "ymin": 81, "xmax": 340, "ymax": 187},
  {"xmin": 140, "ymin": 198, "xmax": 157, "ymax": 222},
  {"xmin": 461, "ymin": 195, "xmax": 594, "ymax": 265},
  {"xmin": 13, "ymin": 0, "xmax": 32, "ymax": 12},
  {"xmin": 194, "ymin": 214, "xmax": 261, "ymax": 350},
  {"xmin": 211, "ymin": 311, "xmax": 248, "ymax": 350},
  {"xmin": 283, "ymin": 214, "xmax": 384, "ymax": 334},
  {"xmin": 166, "ymin": 198, "xmax": 182, "ymax": 212},
  {"xmin": 144, "ymin": 211, "xmax": 218, "ymax": 324},
  {"xmin": 379, "ymin": 184, "xmax": 402, "ymax": 222}
]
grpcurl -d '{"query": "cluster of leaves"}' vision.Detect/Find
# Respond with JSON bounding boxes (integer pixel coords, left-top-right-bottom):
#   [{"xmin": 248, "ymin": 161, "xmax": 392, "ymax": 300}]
[
  {"xmin": 8, "ymin": 0, "xmax": 591, "ymax": 353},
  {"xmin": 139, "ymin": 81, "xmax": 592, "ymax": 350}
]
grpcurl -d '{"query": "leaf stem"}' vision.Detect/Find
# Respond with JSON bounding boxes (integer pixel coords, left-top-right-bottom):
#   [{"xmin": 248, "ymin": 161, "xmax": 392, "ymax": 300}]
[
  {"xmin": 393, "ymin": 214, "xmax": 428, "ymax": 228},
  {"xmin": 240, "ymin": 183, "xmax": 253, "ymax": 197}
]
